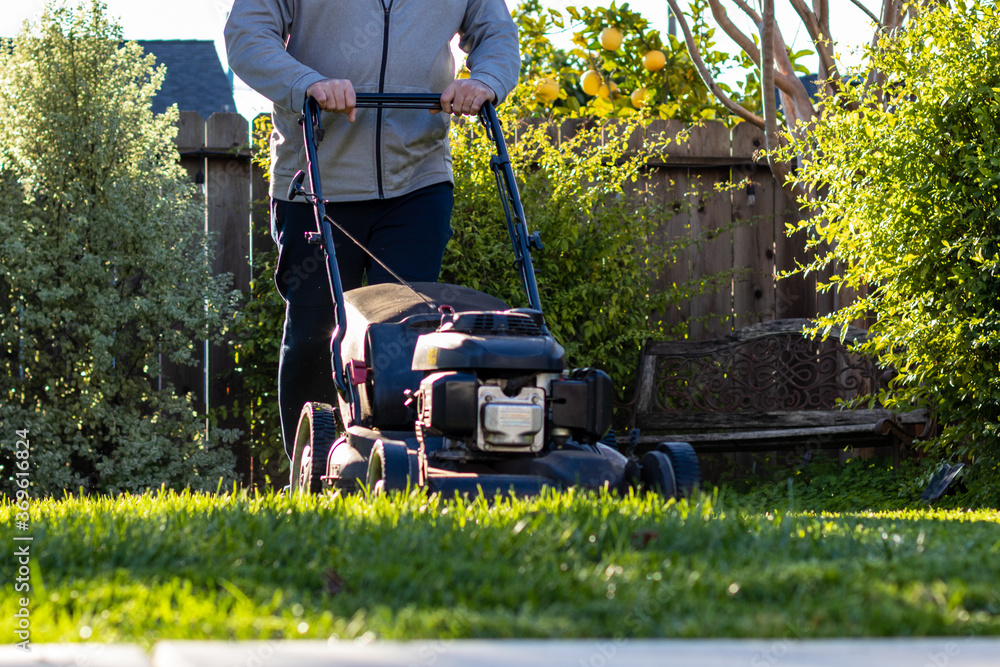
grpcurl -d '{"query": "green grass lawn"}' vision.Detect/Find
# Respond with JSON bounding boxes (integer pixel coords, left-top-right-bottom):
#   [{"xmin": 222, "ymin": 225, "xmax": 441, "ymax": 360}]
[{"xmin": 3, "ymin": 460, "xmax": 999, "ymax": 646}]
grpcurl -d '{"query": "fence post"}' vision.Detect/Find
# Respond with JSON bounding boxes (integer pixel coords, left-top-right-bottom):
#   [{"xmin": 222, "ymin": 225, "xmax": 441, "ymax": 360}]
[
  {"xmin": 773, "ymin": 174, "xmax": 813, "ymax": 319},
  {"xmin": 169, "ymin": 111, "xmax": 209, "ymax": 409},
  {"xmin": 205, "ymin": 112, "xmax": 252, "ymax": 477},
  {"xmin": 731, "ymin": 122, "xmax": 776, "ymax": 328},
  {"xmin": 686, "ymin": 120, "xmax": 733, "ymax": 339},
  {"xmin": 644, "ymin": 119, "xmax": 690, "ymax": 333}
]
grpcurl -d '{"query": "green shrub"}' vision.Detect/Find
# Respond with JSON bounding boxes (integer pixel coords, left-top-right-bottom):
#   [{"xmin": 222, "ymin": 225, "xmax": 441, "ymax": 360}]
[
  {"xmin": 783, "ymin": 1, "xmax": 1000, "ymax": 504},
  {"xmin": 0, "ymin": 2, "xmax": 240, "ymax": 494},
  {"xmin": 443, "ymin": 86, "xmax": 682, "ymax": 387}
]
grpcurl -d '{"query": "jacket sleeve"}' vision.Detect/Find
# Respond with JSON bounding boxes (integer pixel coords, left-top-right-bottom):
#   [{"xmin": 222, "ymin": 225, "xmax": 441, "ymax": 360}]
[
  {"xmin": 458, "ymin": 0, "xmax": 521, "ymax": 105},
  {"xmin": 224, "ymin": 0, "xmax": 328, "ymax": 113}
]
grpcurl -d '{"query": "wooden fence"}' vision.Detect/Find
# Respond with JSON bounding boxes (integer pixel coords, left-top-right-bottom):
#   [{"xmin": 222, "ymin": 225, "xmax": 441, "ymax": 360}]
[
  {"xmin": 171, "ymin": 111, "xmax": 836, "ymax": 472},
  {"xmin": 172, "ymin": 111, "xmax": 267, "ymax": 475},
  {"xmin": 617, "ymin": 117, "xmax": 834, "ymax": 339}
]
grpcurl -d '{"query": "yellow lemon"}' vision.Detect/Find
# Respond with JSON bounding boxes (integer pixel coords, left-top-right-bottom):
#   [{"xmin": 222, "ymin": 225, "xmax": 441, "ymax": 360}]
[
  {"xmin": 534, "ymin": 77, "xmax": 560, "ymax": 102},
  {"xmin": 580, "ymin": 70, "xmax": 603, "ymax": 96},
  {"xmin": 643, "ymin": 50, "xmax": 666, "ymax": 72},
  {"xmin": 600, "ymin": 27, "xmax": 623, "ymax": 51},
  {"xmin": 596, "ymin": 83, "xmax": 610, "ymax": 100},
  {"xmin": 631, "ymin": 88, "xmax": 648, "ymax": 108}
]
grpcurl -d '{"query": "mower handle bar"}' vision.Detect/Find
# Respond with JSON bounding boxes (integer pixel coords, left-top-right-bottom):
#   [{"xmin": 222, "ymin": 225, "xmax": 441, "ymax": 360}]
[{"xmin": 352, "ymin": 93, "xmax": 442, "ymax": 109}]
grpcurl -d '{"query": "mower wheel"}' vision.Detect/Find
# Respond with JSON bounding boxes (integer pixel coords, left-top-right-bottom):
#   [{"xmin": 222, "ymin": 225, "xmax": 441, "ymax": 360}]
[
  {"xmin": 367, "ymin": 440, "xmax": 420, "ymax": 494},
  {"xmin": 656, "ymin": 442, "xmax": 701, "ymax": 498},
  {"xmin": 290, "ymin": 402, "xmax": 339, "ymax": 495},
  {"xmin": 640, "ymin": 450, "xmax": 677, "ymax": 499}
]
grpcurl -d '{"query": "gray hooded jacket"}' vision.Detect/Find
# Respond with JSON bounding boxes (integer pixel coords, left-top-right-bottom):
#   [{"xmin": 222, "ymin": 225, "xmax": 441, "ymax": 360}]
[{"xmin": 224, "ymin": 0, "xmax": 520, "ymax": 202}]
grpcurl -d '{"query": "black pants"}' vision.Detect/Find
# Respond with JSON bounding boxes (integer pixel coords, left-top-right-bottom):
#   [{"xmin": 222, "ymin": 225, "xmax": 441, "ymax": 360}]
[{"xmin": 272, "ymin": 182, "xmax": 454, "ymax": 459}]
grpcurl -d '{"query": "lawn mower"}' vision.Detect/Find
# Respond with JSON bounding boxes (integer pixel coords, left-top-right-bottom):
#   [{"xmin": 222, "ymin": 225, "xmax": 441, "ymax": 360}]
[{"xmin": 287, "ymin": 93, "xmax": 700, "ymax": 499}]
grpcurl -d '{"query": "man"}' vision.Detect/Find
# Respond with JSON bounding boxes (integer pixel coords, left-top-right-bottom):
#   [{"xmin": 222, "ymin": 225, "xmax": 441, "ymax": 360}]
[{"xmin": 224, "ymin": 0, "xmax": 520, "ymax": 460}]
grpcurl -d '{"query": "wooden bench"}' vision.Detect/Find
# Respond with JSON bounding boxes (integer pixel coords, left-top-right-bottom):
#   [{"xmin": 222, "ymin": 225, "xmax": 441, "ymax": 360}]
[{"xmin": 617, "ymin": 319, "xmax": 929, "ymax": 467}]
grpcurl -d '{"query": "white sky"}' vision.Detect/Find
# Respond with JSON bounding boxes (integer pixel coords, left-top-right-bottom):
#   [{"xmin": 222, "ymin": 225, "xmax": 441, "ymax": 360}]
[{"xmin": 0, "ymin": 1, "xmax": 880, "ymax": 119}]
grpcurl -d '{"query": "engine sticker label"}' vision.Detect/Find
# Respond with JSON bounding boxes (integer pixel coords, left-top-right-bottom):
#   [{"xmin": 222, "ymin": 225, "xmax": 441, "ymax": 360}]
[{"xmin": 496, "ymin": 406, "xmax": 535, "ymax": 430}]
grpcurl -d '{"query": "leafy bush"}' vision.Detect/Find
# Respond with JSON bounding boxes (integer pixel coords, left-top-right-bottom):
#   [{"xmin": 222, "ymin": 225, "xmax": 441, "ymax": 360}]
[
  {"xmin": 783, "ymin": 2, "xmax": 1000, "ymax": 504},
  {"xmin": 444, "ymin": 86, "xmax": 683, "ymax": 388},
  {"xmin": 229, "ymin": 116, "xmax": 286, "ymax": 483},
  {"xmin": 0, "ymin": 2, "xmax": 240, "ymax": 494}
]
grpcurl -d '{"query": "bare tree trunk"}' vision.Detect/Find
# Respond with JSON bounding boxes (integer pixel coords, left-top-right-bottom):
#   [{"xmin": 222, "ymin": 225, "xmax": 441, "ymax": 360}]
[{"xmin": 760, "ymin": 0, "xmax": 793, "ymax": 190}]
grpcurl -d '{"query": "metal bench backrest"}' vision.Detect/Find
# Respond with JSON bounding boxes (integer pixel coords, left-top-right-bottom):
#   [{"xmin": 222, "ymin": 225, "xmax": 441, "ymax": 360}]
[{"xmin": 627, "ymin": 319, "xmax": 892, "ymax": 434}]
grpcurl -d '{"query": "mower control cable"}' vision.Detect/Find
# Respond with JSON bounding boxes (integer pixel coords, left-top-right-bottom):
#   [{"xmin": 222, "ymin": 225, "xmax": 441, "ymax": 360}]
[
  {"xmin": 311, "ymin": 212, "xmax": 438, "ymax": 315},
  {"xmin": 325, "ymin": 94, "xmax": 545, "ymax": 319}
]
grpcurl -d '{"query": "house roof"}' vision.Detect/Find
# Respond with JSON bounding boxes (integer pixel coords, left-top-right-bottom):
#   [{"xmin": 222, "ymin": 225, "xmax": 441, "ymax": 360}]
[
  {"xmin": 775, "ymin": 74, "xmax": 821, "ymax": 115},
  {"xmin": 137, "ymin": 40, "xmax": 236, "ymax": 119}
]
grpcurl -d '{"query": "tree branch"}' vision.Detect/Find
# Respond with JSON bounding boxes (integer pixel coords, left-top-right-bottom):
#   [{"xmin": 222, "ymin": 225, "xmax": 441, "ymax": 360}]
[
  {"xmin": 762, "ymin": 0, "xmax": 779, "ymax": 155},
  {"xmin": 816, "ymin": 0, "xmax": 829, "ymax": 30},
  {"xmin": 880, "ymin": 0, "xmax": 904, "ymax": 41},
  {"xmin": 766, "ymin": 20, "xmax": 817, "ymax": 124},
  {"xmin": 708, "ymin": 0, "xmax": 814, "ymax": 114},
  {"xmin": 788, "ymin": 0, "xmax": 839, "ymax": 82},
  {"xmin": 706, "ymin": 0, "xmax": 761, "ymax": 66},
  {"xmin": 848, "ymin": 0, "xmax": 881, "ymax": 25},
  {"xmin": 761, "ymin": 0, "xmax": 805, "ymax": 198},
  {"xmin": 778, "ymin": 88, "xmax": 801, "ymax": 135},
  {"xmin": 666, "ymin": 0, "xmax": 765, "ymax": 127},
  {"xmin": 732, "ymin": 0, "xmax": 761, "ymax": 23},
  {"xmin": 867, "ymin": 1, "xmax": 903, "ymax": 93}
]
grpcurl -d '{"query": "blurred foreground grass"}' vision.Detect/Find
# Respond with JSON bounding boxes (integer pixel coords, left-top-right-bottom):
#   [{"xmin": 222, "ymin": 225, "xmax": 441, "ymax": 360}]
[{"xmin": 2, "ymin": 473, "xmax": 999, "ymax": 646}]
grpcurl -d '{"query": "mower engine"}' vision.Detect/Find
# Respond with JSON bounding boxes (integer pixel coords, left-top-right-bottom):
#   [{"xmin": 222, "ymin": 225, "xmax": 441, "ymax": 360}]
[{"xmin": 410, "ymin": 309, "xmax": 613, "ymax": 456}]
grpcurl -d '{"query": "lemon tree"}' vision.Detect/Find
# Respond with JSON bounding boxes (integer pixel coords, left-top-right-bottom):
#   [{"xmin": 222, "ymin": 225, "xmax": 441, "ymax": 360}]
[{"xmin": 511, "ymin": 0, "xmax": 745, "ymax": 122}]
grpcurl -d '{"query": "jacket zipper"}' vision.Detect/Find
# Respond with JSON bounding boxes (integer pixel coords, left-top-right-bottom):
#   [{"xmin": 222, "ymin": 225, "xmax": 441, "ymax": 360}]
[{"xmin": 375, "ymin": 0, "xmax": 394, "ymax": 199}]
